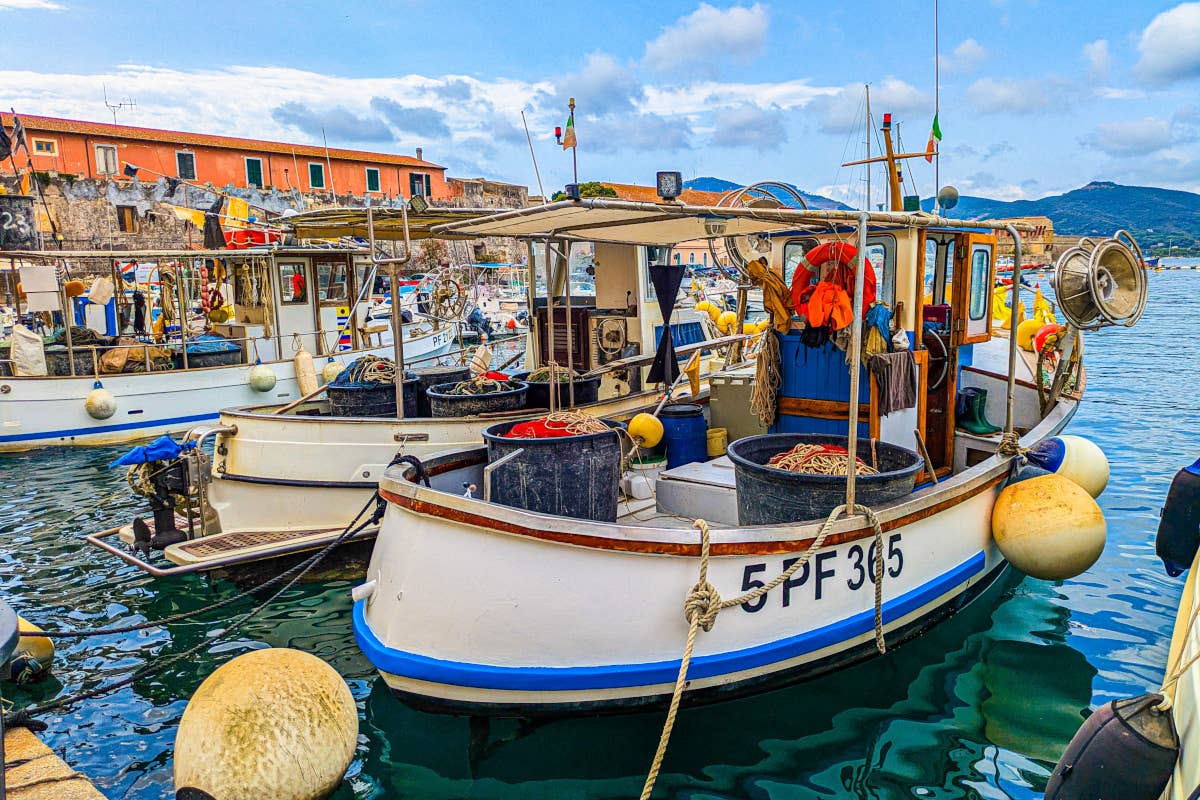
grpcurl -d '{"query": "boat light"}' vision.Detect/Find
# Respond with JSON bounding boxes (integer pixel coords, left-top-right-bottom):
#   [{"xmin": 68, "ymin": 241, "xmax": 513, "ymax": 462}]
[
  {"xmin": 657, "ymin": 171, "xmax": 683, "ymax": 201},
  {"xmin": 703, "ymin": 216, "xmax": 728, "ymax": 236}
]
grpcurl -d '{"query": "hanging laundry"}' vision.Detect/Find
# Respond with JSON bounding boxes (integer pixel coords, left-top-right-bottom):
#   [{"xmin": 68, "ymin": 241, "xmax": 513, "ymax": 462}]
[
  {"xmin": 227, "ymin": 197, "xmax": 250, "ymax": 226},
  {"xmin": 202, "ymin": 196, "xmax": 225, "ymax": 249},
  {"xmin": 867, "ymin": 351, "xmax": 917, "ymax": 415}
]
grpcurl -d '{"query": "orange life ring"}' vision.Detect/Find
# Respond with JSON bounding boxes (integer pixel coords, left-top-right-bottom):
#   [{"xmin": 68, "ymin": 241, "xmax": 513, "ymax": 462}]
[{"xmin": 790, "ymin": 241, "xmax": 877, "ymax": 324}]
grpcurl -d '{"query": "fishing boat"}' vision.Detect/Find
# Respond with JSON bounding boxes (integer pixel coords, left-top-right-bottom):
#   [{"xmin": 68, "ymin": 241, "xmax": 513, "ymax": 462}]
[
  {"xmin": 85, "ymin": 205, "xmax": 752, "ymax": 575},
  {"xmin": 0, "ymin": 226, "xmax": 483, "ymax": 451},
  {"xmin": 352, "ymin": 156, "xmax": 1149, "ymax": 714}
]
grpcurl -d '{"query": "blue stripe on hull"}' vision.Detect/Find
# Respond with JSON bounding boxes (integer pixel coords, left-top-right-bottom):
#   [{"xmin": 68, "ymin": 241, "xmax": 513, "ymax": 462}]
[
  {"xmin": 354, "ymin": 550, "xmax": 987, "ymax": 691},
  {"xmin": 0, "ymin": 411, "xmax": 218, "ymax": 443}
]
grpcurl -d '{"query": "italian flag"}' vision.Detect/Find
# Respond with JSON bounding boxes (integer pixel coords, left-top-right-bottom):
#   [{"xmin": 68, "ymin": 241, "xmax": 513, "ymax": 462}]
[
  {"xmin": 561, "ymin": 111, "xmax": 577, "ymax": 150},
  {"xmin": 925, "ymin": 113, "xmax": 941, "ymax": 163}
]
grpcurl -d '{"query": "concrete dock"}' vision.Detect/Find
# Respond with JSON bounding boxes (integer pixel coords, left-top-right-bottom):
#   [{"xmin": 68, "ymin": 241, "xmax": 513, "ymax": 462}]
[{"xmin": 4, "ymin": 726, "xmax": 104, "ymax": 799}]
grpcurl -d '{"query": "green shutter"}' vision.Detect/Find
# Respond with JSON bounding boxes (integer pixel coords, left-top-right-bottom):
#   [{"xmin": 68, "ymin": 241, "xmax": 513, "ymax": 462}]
[
  {"xmin": 309, "ymin": 163, "xmax": 325, "ymax": 189},
  {"xmin": 366, "ymin": 168, "xmax": 380, "ymax": 193},
  {"xmin": 246, "ymin": 158, "xmax": 263, "ymax": 188}
]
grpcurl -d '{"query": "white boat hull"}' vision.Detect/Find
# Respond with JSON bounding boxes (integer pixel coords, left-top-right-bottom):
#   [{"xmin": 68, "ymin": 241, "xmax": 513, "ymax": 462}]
[{"xmin": 0, "ymin": 326, "xmax": 455, "ymax": 451}]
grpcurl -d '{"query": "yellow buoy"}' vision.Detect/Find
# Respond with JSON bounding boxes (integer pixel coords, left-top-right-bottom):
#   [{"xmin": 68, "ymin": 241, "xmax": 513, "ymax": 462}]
[
  {"xmin": 741, "ymin": 321, "xmax": 758, "ymax": 335},
  {"xmin": 293, "ymin": 346, "xmax": 317, "ymax": 395},
  {"xmin": 1026, "ymin": 435, "xmax": 1110, "ymax": 498},
  {"xmin": 85, "ymin": 383, "xmax": 117, "ymax": 420},
  {"xmin": 321, "ymin": 360, "xmax": 344, "ymax": 385},
  {"xmin": 992, "ymin": 474, "xmax": 1106, "ymax": 580},
  {"xmin": 629, "ymin": 412, "xmax": 664, "ymax": 449},
  {"xmin": 706, "ymin": 304, "xmax": 722, "ymax": 322},
  {"xmin": 694, "ymin": 300, "xmax": 714, "ymax": 316},
  {"xmin": 1016, "ymin": 318, "xmax": 1044, "ymax": 352},
  {"xmin": 717, "ymin": 311, "xmax": 738, "ymax": 334},
  {"xmin": 174, "ymin": 648, "xmax": 357, "ymax": 800},
  {"xmin": 7, "ymin": 616, "xmax": 54, "ymax": 684}
]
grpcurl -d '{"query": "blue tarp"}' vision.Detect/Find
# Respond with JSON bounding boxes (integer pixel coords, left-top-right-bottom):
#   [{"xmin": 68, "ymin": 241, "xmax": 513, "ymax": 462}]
[
  {"xmin": 184, "ymin": 333, "xmax": 240, "ymax": 355},
  {"xmin": 109, "ymin": 435, "xmax": 195, "ymax": 468}
]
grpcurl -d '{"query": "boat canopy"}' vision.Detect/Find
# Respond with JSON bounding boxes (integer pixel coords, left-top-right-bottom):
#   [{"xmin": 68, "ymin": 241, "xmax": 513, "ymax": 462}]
[
  {"xmin": 429, "ymin": 199, "xmax": 1032, "ymax": 245},
  {"xmin": 283, "ymin": 208, "xmax": 492, "ymax": 241}
]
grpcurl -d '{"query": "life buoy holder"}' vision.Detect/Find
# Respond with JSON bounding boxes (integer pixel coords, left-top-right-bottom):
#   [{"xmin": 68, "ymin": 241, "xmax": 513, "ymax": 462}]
[{"xmin": 790, "ymin": 241, "xmax": 877, "ymax": 322}]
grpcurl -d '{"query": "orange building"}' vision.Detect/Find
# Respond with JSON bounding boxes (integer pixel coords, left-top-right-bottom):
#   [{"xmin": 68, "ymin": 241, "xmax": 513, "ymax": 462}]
[{"xmin": 0, "ymin": 113, "xmax": 450, "ymax": 200}]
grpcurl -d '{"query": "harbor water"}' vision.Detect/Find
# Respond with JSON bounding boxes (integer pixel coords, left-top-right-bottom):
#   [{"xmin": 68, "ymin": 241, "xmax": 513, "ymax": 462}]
[{"xmin": 2, "ymin": 267, "xmax": 1198, "ymax": 799}]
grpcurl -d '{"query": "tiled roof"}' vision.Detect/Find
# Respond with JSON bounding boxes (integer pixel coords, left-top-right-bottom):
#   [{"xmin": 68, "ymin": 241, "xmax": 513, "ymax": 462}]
[
  {"xmin": 602, "ymin": 181, "xmax": 729, "ymax": 205},
  {"xmin": 1, "ymin": 113, "xmax": 443, "ymax": 170}
]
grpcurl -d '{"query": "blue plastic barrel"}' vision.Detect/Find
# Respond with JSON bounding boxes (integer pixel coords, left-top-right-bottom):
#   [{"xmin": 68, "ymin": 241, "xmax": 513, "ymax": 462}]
[{"xmin": 659, "ymin": 403, "xmax": 708, "ymax": 469}]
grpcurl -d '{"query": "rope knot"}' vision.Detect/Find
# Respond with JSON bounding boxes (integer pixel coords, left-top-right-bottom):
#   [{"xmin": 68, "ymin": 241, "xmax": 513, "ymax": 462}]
[
  {"xmin": 684, "ymin": 581, "xmax": 722, "ymax": 632},
  {"xmin": 997, "ymin": 430, "xmax": 1027, "ymax": 457}
]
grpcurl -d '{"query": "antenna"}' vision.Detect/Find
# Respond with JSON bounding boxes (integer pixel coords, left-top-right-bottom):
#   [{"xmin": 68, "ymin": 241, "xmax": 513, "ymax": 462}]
[{"xmin": 102, "ymin": 84, "xmax": 137, "ymax": 124}]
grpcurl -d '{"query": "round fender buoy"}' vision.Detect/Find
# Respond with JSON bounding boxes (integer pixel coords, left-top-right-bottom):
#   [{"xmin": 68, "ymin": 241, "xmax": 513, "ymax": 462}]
[
  {"xmin": 174, "ymin": 648, "xmax": 357, "ymax": 800},
  {"xmin": 1016, "ymin": 318, "xmax": 1043, "ymax": 352},
  {"xmin": 1156, "ymin": 458, "xmax": 1200, "ymax": 576},
  {"xmin": 992, "ymin": 473, "xmax": 1106, "ymax": 580},
  {"xmin": 6, "ymin": 616, "xmax": 54, "ymax": 684},
  {"xmin": 717, "ymin": 310, "xmax": 738, "ymax": 334},
  {"xmin": 741, "ymin": 321, "xmax": 758, "ymax": 335},
  {"xmin": 629, "ymin": 413, "xmax": 664, "ymax": 449},
  {"xmin": 85, "ymin": 383, "xmax": 117, "ymax": 420},
  {"xmin": 1045, "ymin": 694, "xmax": 1178, "ymax": 800},
  {"xmin": 321, "ymin": 360, "xmax": 345, "ymax": 385},
  {"xmin": 247, "ymin": 363, "xmax": 277, "ymax": 392},
  {"xmin": 1026, "ymin": 435, "xmax": 1110, "ymax": 498},
  {"xmin": 694, "ymin": 300, "xmax": 714, "ymax": 316},
  {"xmin": 1034, "ymin": 323, "xmax": 1065, "ymax": 355},
  {"xmin": 64, "ymin": 280, "xmax": 86, "ymax": 298}
]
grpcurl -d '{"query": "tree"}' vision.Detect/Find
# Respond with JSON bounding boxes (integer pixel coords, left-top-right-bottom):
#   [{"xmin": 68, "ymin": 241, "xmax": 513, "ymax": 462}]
[
  {"xmin": 416, "ymin": 239, "xmax": 449, "ymax": 272},
  {"xmin": 551, "ymin": 181, "xmax": 619, "ymax": 201}
]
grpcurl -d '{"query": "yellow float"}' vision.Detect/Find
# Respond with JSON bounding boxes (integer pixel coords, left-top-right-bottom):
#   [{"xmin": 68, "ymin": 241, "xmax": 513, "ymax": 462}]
[
  {"xmin": 992, "ymin": 473, "xmax": 1106, "ymax": 580},
  {"xmin": 717, "ymin": 311, "xmax": 738, "ymax": 334},
  {"xmin": 1016, "ymin": 318, "xmax": 1044, "ymax": 352},
  {"xmin": 629, "ymin": 413, "xmax": 664, "ymax": 449},
  {"xmin": 6, "ymin": 616, "xmax": 55, "ymax": 683},
  {"xmin": 174, "ymin": 648, "xmax": 357, "ymax": 800}
]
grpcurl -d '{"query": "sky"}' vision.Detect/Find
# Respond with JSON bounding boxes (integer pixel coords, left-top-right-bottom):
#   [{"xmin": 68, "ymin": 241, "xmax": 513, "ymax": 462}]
[{"xmin": 2, "ymin": 0, "xmax": 1200, "ymax": 206}]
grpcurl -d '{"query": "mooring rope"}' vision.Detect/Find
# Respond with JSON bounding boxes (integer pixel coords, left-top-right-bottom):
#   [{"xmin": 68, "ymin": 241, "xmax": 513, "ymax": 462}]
[
  {"xmin": 749, "ymin": 327, "xmax": 780, "ymax": 428},
  {"xmin": 640, "ymin": 504, "xmax": 886, "ymax": 799}
]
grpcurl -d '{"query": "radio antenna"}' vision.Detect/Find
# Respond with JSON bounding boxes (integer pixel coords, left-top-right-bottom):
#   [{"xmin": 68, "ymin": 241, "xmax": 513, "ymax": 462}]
[{"xmin": 102, "ymin": 84, "xmax": 137, "ymax": 124}]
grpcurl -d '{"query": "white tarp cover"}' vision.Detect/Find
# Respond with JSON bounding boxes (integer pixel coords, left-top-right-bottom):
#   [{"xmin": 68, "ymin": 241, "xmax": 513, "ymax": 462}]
[
  {"xmin": 88, "ymin": 276, "xmax": 115, "ymax": 305},
  {"xmin": 10, "ymin": 324, "xmax": 47, "ymax": 376}
]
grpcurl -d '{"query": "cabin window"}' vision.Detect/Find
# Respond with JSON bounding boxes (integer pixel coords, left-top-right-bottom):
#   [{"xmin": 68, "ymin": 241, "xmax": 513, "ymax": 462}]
[
  {"xmin": 969, "ymin": 249, "xmax": 990, "ymax": 320},
  {"xmin": 308, "ymin": 163, "xmax": 326, "ymax": 190},
  {"xmin": 782, "ymin": 239, "xmax": 818, "ymax": 285},
  {"xmin": 365, "ymin": 167, "xmax": 381, "ymax": 193},
  {"xmin": 245, "ymin": 157, "xmax": 264, "ymax": 188},
  {"xmin": 317, "ymin": 260, "xmax": 349, "ymax": 304},
  {"xmin": 866, "ymin": 239, "xmax": 895, "ymax": 308},
  {"xmin": 116, "ymin": 205, "xmax": 139, "ymax": 233},
  {"xmin": 925, "ymin": 237, "xmax": 955, "ymax": 304},
  {"xmin": 176, "ymin": 152, "xmax": 197, "ymax": 180},
  {"xmin": 32, "ymin": 138, "xmax": 57, "ymax": 156},
  {"xmin": 280, "ymin": 263, "xmax": 308, "ymax": 304},
  {"xmin": 95, "ymin": 144, "xmax": 118, "ymax": 175},
  {"xmin": 942, "ymin": 240, "xmax": 956, "ymax": 304},
  {"xmin": 923, "ymin": 239, "xmax": 938, "ymax": 300}
]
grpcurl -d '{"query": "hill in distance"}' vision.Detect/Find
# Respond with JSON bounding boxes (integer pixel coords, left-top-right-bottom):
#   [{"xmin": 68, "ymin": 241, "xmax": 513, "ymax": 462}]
[
  {"xmin": 684, "ymin": 177, "xmax": 852, "ymax": 211},
  {"xmin": 920, "ymin": 181, "xmax": 1200, "ymax": 253}
]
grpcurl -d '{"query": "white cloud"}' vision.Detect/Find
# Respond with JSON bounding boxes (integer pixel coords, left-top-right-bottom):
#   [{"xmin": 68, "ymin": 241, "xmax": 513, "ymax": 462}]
[
  {"xmin": 1134, "ymin": 2, "xmax": 1200, "ymax": 85},
  {"xmin": 0, "ymin": 0, "xmax": 63, "ymax": 9},
  {"xmin": 810, "ymin": 78, "xmax": 929, "ymax": 134},
  {"xmin": 553, "ymin": 52, "xmax": 643, "ymax": 115},
  {"xmin": 965, "ymin": 77, "xmax": 1057, "ymax": 114},
  {"xmin": 643, "ymin": 3, "xmax": 768, "ymax": 75},
  {"xmin": 1083, "ymin": 39, "xmax": 1110, "ymax": 82},
  {"xmin": 939, "ymin": 39, "xmax": 987, "ymax": 75},
  {"xmin": 1093, "ymin": 86, "xmax": 1147, "ymax": 100},
  {"xmin": 1082, "ymin": 117, "xmax": 1188, "ymax": 156},
  {"xmin": 586, "ymin": 114, "xmax": 694, "ymax": 154},
  {"xmin": 710, "ymin": 104, "xmax": 786, "ymax": 151},
  {"xmin": 644, "ymin": 79, "xmax": 835, "ymax": 115}
]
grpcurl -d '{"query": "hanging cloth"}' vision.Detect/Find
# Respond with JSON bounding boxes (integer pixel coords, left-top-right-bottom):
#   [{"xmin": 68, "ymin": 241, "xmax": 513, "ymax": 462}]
[
  {"xmin": 202, "ymin": 196, "xmax": 226, "ymax": 249},
  {"xmin": 646, "ymin": 262, "xmax": 687, "ymax": 385}
]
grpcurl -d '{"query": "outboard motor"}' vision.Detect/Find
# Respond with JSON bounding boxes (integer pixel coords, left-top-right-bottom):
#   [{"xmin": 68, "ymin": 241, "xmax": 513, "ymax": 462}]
[
  {"xmin": 139, "ymin": 458, "xmax": 191, "ymax": 551},
  {"xmin": 1157, "ymin": 458, "xmax": 1200, "ymax": 576},
  {"xmin": 465, "ymin": 306, "xmax": 493, "ymax": 338}
]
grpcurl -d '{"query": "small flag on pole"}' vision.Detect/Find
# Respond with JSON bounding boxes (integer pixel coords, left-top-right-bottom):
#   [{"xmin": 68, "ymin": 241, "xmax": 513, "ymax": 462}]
[
  {"xmin": 561, "ymin": 110, "xmax": 577, "ymax": 150},
  {"xmin": 123, "ymin": 162, "xmax": 139, "ymax": 178},
  {"xmin": 0, "ymin": 124, "xmax": 11, "ymax": 161},
  {"xmin": 10, "ymin": 112, "xmax": 27, "ymax": 153},
  {"xmin": 925, "ymin": 113, "xmax": 941, "ymax": 163}
]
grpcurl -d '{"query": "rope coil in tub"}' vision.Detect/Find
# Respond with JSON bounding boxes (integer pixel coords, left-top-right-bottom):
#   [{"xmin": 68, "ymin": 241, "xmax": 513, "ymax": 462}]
[{"xmin": 766, "ymin": 442, "xmax": 879, "ymax": 476}]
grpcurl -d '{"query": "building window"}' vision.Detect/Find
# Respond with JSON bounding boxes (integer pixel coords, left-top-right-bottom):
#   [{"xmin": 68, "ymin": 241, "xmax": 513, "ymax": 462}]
[
  {"xmin": 95, "ymin": 144, "xmax": 118, "ymax": 175},
  {"xmin": 365, "ymin": 167, "xmax": 381, "ymax": 193},
  {"xmin": 409, "ymin": 172, "xmax": 430, "ymax": 197},
  {"xmin": 245, "ymin": 157, "xmax": 264, "ymax": 188},
  {"xmin": 176, "ymin": 152, "xmax": 196, "ymax": 180},
  {"xmin": 308, "ymin": 162, "xmax": 325, "ymax": 190},
  {"xmin": 32, "ymin": 138, "xmax": 57, "ymax": 156},
  {"xmin": 116, "ymin": 205, "xmax": 139, "ymax": 233}
]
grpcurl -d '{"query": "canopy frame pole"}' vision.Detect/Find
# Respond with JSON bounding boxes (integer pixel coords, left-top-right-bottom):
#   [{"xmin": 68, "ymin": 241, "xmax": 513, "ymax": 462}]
[
  {"xmin": 176, "ymin": 261, "xmax": 189, "ymax": 370},
  {"xmin": 564, "ymin": 241, "xmax": 575, "ymax": 408},
  {"xmin": 367, "ymin": 199, "xmax": 413, "ymax": 418},
  {"xmin": 845, "ymin": 213, "xmax": 870, "ymax": 511},
  {"xmin": 1003, "ymin": 224, "xmax": 1022, "ymax": 438}
]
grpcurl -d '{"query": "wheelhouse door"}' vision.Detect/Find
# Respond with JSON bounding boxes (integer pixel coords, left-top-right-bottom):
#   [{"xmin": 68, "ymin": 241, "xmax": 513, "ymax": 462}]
[
  {"xmin": 952, "ymin": 235, "xmax": 995, "ymax": 345},
  {"xmin": 275, "ymin": 259, "xmax": 318, "ymax": 356}
]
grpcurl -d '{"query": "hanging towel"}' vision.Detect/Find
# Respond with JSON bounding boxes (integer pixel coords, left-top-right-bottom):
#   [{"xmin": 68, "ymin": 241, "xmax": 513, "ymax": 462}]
[{"xmin": 867, "ymin": 350, "xmax": 916, "ymax": 416}]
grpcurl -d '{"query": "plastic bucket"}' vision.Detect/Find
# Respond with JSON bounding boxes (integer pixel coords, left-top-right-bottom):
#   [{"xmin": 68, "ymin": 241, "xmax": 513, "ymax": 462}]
[
  {"xmin": 483, "ymin": 419, "xmax": 623, "ymax": 522},
  {"xmin": 511, "ymin": 371, "xmax": 602, "ymax": 410},
  {"xmin": 328, "ymin": 377, "xmax": 419, "ymax": 418},
  {"xmin": 660, "ymin": 403, "xmax": 708, "ymax": 469},
  {"xmin": 727, "ymin": 433, "xmax": 923, "ymax": 525},
  {"xmin": 707, "ymin": 427, "xmax": 729, "ymax": 457},
  {"xmin": 426, "ymin": 381, "xmax": 528, "ymax": 418},
  {"xmin": 411, "ymin": 365, "xmax": 471, "ymax": 417}
]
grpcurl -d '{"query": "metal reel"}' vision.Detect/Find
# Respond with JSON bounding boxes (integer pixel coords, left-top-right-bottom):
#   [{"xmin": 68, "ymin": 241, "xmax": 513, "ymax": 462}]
[
  {"xmin": 595, "ymin": 317, "xmax": 627, "ymax": 358},
  {"xmin": 707, "ymin": 181, "xmax": 809, "ymax": 274}
]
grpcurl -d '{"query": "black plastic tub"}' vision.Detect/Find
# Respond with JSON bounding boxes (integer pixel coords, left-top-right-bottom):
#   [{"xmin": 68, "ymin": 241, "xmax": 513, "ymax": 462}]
[
  {"xmin": 411, "ymin": 365, "xmax": 471, "ymax": 417},
  {"xmin": 511, "ymin": 371, "xmax": 602, "ymax": 410},
  {"xmin": 727, "ymin": 433, "xmax": 923, "ymax": 525},
  {"xmin": 45, "ymin": 345, "xmax": 108, "ymax": 376},
  {"xmin": 426, "ymin": 381, "xmax": 528, "ymax": 418},
  {"xmin": 327, "ymin": 377, "xmax": 419, "ymax": 418},
  {"xmin": 483, "ymin": 418, "xmax": 622, "ymax": 522}
]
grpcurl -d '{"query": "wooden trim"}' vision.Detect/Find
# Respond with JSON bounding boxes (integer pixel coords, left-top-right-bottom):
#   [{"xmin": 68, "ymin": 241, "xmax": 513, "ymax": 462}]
[
  {"xmin": 380, "ymin": 471, "xmax": 1006, "ymax": 557},
  {"xmin": 868, "ymin": 375, "xmax": 881, "ymax": 440},
  {"xmin": 778, "ymin": 396, "xmax": 863, "ymax": 420},
  {"xmin": 960, "ymin": 364, "xmax": 1037, "ymax": 391}
]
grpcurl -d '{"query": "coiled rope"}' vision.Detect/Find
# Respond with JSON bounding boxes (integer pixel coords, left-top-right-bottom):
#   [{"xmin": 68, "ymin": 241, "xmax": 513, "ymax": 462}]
[
  {"xmin": 640, "ymin": 504, "xmax": 886, "ymax": 799},
  {"xmin": 767, "ymin": 443, "xmax": 879, "ymax": 476},
  {"xmin": 749, "ymin": 328, "xmax": 780, "ymax": 428},
  {"xmin": 338, "ymin": 355, "xmax": 396, "ymax": 385}
]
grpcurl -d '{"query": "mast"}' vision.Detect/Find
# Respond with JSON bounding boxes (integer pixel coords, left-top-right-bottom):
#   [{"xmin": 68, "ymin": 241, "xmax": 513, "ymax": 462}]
[
  {"xmin": 934, "ymin": 0, "xmax": 940, "ymax": 195},
  {"xmin": 843, "ymin": 111, "xmax": 929, "ymax": 212},
  {"xmin": 864, "ymin": 84, "xmax": 872, "ymax": 211}
]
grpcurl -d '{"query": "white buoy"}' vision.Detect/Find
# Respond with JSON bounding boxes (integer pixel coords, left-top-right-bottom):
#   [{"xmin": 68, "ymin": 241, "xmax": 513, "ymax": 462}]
[
  {"xmin": 321, "ymin": 360, "xmax": 344, "ymax": 385},
  {"xmin": 85, "ymin": 382, "xmax": 117, "ymax": 420},
  {"xmin": 247, "ymin": 363, "xmax": 277, "ymax": 392},
  {"xmin": 294, "ymin": 347, "xmax": 318, "ymax": 395},
  {"xmin": 174, "ymin": 648, "xmax": 357, "ymax": 800},
  {"xmin": 992, "ymin": 473, "xmax": 1106, "ymax": 580},
  {"xmin": 6, "ymin": 616, "xmax": 54, "ymax": 684},
  {"xmin": 1026, "ymin": 435, "xmax": 1110, "ymax": 498}
]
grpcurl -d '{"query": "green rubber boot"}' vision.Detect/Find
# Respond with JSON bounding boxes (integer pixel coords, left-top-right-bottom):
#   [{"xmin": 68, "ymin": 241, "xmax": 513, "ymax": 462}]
[{"xmin": 959, "ymin": 389, "xmax": 1001, "ymax": 436}]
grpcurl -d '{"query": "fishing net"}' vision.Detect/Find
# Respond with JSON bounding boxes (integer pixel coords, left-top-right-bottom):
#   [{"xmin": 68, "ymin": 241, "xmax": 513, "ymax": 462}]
[
  {"xmin": 505, "ymin": 412, "xmax": 611, "ymax": 439},
  {"xmin": 330, "ymin": 355, "xmax": 400, "ymax": 387},
  {"xmin": 767, "ymin": 443, "xmax": 878, "ymax": 476},
  {"xmin": 444, "ymin": 376, "xmax": 522, "ymax": 395},
  {"xmin": 526, "ymin": 366, "xmax": 580, "ymax": 383}
]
